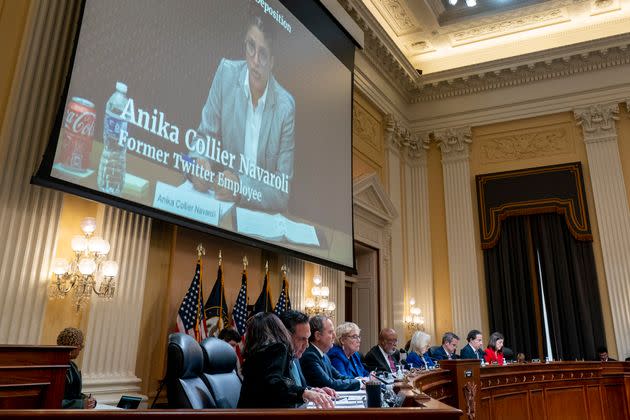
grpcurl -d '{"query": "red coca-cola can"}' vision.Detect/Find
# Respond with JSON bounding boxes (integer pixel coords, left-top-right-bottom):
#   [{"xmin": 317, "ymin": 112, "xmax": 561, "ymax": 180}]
[{"xmin": 59, "ymin": 97, "xmax": 96, "ymax": 171}]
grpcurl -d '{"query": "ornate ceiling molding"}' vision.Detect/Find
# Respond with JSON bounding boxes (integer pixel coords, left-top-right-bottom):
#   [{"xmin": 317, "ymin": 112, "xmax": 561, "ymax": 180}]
[
  {"xmin": 369, "ymin": 0, "xmax": 421, "ymax": 36},
  {"xmin": 415, "ymin": 33, "xmax": 630, "ymax": 102},
  {"xmin": 340, "ymin": 0, "xmax": 422, "ymax": 99},
  {"xmin": 449, "ymin": 8, "xmax": 569, "ymax": 46},
  {"xmin": 574, "ymin": 102, "xmax": 620, "ymax": 143}
]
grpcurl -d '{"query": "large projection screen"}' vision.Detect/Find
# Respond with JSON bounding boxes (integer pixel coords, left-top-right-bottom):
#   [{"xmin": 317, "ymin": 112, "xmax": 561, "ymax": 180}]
[{"xmin": 34, "ymin": 0, "xmax": 355, "ymax": 270}]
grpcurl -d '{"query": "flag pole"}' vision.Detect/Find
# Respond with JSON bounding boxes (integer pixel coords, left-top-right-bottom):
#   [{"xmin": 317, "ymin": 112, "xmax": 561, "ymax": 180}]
[
  {"xmin": 218, "ymin": 250, "xmax": 224, "ymax": 330},
  {"xmin": 196, "ymin": 244, "xmax": 206, "ymax": 340}
]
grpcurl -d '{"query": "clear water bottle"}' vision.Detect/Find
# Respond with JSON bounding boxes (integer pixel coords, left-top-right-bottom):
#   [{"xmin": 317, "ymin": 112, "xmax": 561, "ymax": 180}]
[{"xmin": 97, "ymin": 82, "xmax": 128, "ymax": 194}]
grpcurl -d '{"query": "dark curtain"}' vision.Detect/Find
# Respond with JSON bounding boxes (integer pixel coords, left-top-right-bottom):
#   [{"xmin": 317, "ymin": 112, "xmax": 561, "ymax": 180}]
[
  {"xmin": 530, "ymin": 213, "xmax": 606, "ymax": 361},
  {"xmin": 484, "ymin": 217, "xmax": 539, "ymax": 359}
]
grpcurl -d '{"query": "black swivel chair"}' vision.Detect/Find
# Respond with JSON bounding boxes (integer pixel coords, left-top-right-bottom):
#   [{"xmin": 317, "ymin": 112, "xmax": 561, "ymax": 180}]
[
  {"xmin": 200, "ymin": 337, "xmax": 242, "ymax": 408},
  {"xmin": 502, "ymin": 347, "xmax": 514, "ymax": 362},
  {"xmin": 428, "ymin": 345, "xmax": 442, "ymax": 359},
  {"xmin": 166, "ymin": 333, "xmax": 216, "ymax": 408}
]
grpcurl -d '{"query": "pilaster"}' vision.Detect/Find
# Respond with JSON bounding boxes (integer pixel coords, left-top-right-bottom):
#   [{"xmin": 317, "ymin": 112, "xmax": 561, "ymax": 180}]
[
  {"xmin": 82, "ymin": 206, "xmax": 151, "ymax": 404},
  {"xmin": 0, "ymin": 0, "xmax": 79, "ymax": 344},
  {"xmin": 402, "ymin": 135, "xmax": 435, "ymax": 339},
  {"xmin": 574, "ymin": 102, "xmax": 630, "ymax": 358},
  {"xmin": 384, "ymin": 115, "xmax": 409, "ymax": 334},
  {"xmin": 279, "ymin": 255, "xmax": 305, "ymax": 312},
  {"xmin": 434, "ymin": 127, "xmax": 483, "ymax": 337}
]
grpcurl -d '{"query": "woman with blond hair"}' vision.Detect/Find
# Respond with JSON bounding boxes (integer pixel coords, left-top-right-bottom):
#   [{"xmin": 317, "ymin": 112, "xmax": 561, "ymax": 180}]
[
  {"xmin": 57, "ymin": 327, "xmax": 96, "ymax": 409},
  {"xmin": 407, "ymin": 331, "xmax": 435, "ymax": 369},
  {"xmin": 327, "ymin": 322, "xmax": 369, "ymax": 378}
]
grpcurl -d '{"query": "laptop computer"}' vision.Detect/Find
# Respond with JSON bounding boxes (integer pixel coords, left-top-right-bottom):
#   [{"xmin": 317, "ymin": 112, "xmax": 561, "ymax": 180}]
[{"xmin": 116, "ymin": 395, "xmax": 142, "ymax": 409}]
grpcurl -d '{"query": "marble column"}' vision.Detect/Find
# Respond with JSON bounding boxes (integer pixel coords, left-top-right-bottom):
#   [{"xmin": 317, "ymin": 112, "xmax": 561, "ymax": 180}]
[
  {"xmin": 403, "ymin": 137, "xmax": 435, "ymax": 339},
  {"xmin": 574, "ymin": 102, "xmax": 630, "ymax": 359},
  {"xmin": 434, "ymin": 127, "xmax": 483, "ymax": 337},
  {"xmin": 82, "ymin": 206, "xmax": 152, "ymax": 403},
  {"xmin": 0, "ymin": 0, "xmax": 80, "ymax": 344}
]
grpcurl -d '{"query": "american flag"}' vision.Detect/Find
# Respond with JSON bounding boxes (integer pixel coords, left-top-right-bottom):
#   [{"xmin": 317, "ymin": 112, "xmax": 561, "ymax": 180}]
[
  {"xmin": 232, "ymin": 270, "xmax": 248, "ymax": 337},
  {"xmin": 273, "ymin": 273, "xmax": 291, "ymax": 317},
  {"xmin": 176, "ymin": 260, "xmax": 208, "ymax": 341}
]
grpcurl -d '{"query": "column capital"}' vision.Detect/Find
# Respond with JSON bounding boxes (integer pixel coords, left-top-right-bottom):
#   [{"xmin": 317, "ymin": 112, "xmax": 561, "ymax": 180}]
[
  {"xmin": 574, "ymin": 102, "xmax": 619, "ymax": 144},
  {"xmin": 384, "ymin": 115, "xmax": 428, "ymax": 164},
  {"xmin": 433, "ymin": 127, "xmax": 472, "ymax": 163}
]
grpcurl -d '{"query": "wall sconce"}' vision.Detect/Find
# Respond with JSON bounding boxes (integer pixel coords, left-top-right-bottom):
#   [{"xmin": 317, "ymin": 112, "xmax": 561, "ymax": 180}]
[
  {"xmin": 48, "ymin": 217, "xmax": 119, "ymax": 311},
  {"xmin": 305, "ymin": 274, "xmax": 336, "ymax": 318},
  {"xmin": 404, "ymin": 298, "xmax": 425, "ymax": 331}
]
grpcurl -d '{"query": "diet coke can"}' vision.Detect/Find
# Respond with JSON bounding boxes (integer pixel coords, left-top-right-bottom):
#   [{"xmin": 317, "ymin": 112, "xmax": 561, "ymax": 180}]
[{"xmin": 59, "ymin": 97, "xmax": 96, "ymax": 171}]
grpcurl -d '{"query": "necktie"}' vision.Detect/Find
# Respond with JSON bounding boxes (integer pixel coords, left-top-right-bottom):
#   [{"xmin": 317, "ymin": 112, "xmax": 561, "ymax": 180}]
[
  {"xmin": 290, "ymin": 360, "xmax": 302, "ymax": 387},
  {"xmin": 387, "ymin": 354, "xmax": 397, "ymax": 373}
]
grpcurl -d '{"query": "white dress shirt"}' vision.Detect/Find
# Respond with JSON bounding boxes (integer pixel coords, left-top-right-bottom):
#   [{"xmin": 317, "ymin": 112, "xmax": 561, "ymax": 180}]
[{"xmin": 243, "ymin": 69, "xmax": 268, "ymax": 165}]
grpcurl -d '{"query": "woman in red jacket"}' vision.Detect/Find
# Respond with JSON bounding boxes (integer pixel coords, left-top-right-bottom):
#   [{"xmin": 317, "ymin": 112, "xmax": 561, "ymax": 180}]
[{"xmin": 484, "ymin": 332, "xmax": 505, "ymax": 365}]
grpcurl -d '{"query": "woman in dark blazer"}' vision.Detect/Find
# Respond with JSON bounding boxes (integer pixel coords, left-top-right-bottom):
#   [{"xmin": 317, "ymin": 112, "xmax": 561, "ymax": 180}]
[
  {"xmin": 57, "ymin": 327, "xmax": 96, "ymax": 409},
  {"xmin": 238, "ymin": 312, "xmax": 333, "ymax": 409},
  {"xmin": 327, "ymin": 322, "xmax": 369, "ymax": 378}
]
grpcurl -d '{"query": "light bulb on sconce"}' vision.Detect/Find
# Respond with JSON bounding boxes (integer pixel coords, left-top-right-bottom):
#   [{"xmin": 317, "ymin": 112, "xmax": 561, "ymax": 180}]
[
  {"xmin": 405, "ymin": 297, "xmax": 425, "ymax": 331},
  {"xmin": 305, "ymin": 272, "xmax": 335, "ymax": 318},
  {"xmin": 48, "ymin": 217, "xmax": 120, "ymax": 311}
]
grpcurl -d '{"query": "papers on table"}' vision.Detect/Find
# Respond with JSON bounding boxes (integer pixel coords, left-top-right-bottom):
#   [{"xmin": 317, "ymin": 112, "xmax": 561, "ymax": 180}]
[
  {"xmin": 306, "ymin": 390, "xmax": 367, "ymax": 409},
  {"xmin": 236, "ymin": 207, "xmax": 319, "ymax": 246}
]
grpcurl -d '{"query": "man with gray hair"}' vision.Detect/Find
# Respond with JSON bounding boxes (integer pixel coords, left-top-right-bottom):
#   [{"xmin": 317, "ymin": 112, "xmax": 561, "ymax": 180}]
[
  {"xmin": 431, "ymin": 332, "xmax": 460, "ymax": 360},
  {"xmin": 300, "ymin": 315, "xmax": 361, "ymax": 391}
]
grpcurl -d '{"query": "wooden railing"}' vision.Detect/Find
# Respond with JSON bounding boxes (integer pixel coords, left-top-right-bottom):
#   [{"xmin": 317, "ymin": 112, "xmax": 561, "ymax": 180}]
[
  {"xmin": 0, "ymin": 345, "xmax": 73, "ymax": 409},
  {"xmin": 405, "ymin": 359, "xmax": 630, "ymax": 420}
]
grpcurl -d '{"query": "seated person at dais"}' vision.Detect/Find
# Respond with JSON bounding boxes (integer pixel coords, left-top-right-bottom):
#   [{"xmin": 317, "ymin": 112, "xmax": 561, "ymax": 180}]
[
  {"xmin": 484, "ymin": 332, "xmax": 505, "ymax": 365},
  {"xmin": 327, "ymin": 322, "xmax": 369, "ymax": 378},
  {"xmin": 57, "ymin": 327, "xmax": 96, "ymax": 409},
  {"xmin": 279, "ymin": 310, "xmax": 337, "ymax": 398},
  {"xmin": 238, "ymin": 312, "xmax": 333, "ymax": 408},
  {"xmin": 431, "ymin": 332, "xmax": 460, "ymax": 361},
  {"xmin": 218, "ymin": 328, "xmax": 243, "ymax": 378},
  {"xmin": 300, "ymin": 315, "xmax": 361, "ymax": 391},
  {"xmin": 597, "ymin": 346, "xmax": 616, "ymax": 362},
  {"xmin": 364, "ymin": 328, "xmax": 405, "ymax": 374},
  {"xmin": 460, "ymin": 329, "xmax": 485, "ymax": 360},
  {"xmin": 406, "ymin": 331, "xmax": 435, "ymax": 370}
]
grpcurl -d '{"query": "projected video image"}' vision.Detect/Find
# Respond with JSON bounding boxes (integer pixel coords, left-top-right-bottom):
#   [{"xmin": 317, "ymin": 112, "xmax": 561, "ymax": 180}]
[{"xmin": 48, "ymin": 0, "xmax": 353, "ymax": 268}]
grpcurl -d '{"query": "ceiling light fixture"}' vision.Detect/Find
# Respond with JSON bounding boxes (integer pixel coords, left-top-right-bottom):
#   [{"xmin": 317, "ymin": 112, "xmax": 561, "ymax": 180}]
[{"xmin": 448, "ymin": 0, "xmax": 477, "ymax": 7}]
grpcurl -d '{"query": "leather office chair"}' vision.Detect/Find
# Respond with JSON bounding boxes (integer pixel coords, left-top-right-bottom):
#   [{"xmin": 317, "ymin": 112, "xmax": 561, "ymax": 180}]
[
  {"xmin": 166, "ymin": 333, "xmax": 216, "ymax": 408},
  {"xmin": 200, "ymin": 337, "xmax": 241, "ymax": 408},
  {"xmin": 428, "ymin": 345, "xmax": 441, "ymax": 359}
]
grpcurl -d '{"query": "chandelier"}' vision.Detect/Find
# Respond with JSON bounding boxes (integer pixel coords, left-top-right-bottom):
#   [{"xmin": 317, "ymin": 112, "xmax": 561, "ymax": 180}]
[
  {"xmin": 48, "ymin": 217, "xmax": 119, "ymax": 311},
  {"xmin": 304, "ymin": 274, "xmax": 336, "ymax": 318},
  {"xmin": 449, "ymin": 0, "xmax": 477, "ymax": 7},
  {"xmin": 404, "ymin": 298, "xmax": 425, "ymax": 331}
]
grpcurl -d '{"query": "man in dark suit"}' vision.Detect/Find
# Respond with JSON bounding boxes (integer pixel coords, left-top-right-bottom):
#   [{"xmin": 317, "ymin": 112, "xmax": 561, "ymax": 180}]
[
  {"xmin": 460, "ymin": 329, "xmax": 485, "ymax": 360},
  {"xmin": 364, "ymin": 328, "xmax": 404, "ymax": 373},
  {"xmin": 431, "ymin": 332, "xmax": 460, "ymax": 360},
  {"xmin": 300, "ymin": 315, "xmax": 361, "ymax": 391},
  {"xmin": 279, "ymin": 310, "xmax": 336, "ymax": 397},
  {"xmin": 597, "ymin": 346, "xmax": 617, "ymax": 362}
]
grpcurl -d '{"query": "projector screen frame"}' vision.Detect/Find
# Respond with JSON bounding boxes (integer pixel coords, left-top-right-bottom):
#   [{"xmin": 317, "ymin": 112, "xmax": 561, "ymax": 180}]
[{"xmin": 32, "ymin": 0, "xmax": 357, "ymax": 273}]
